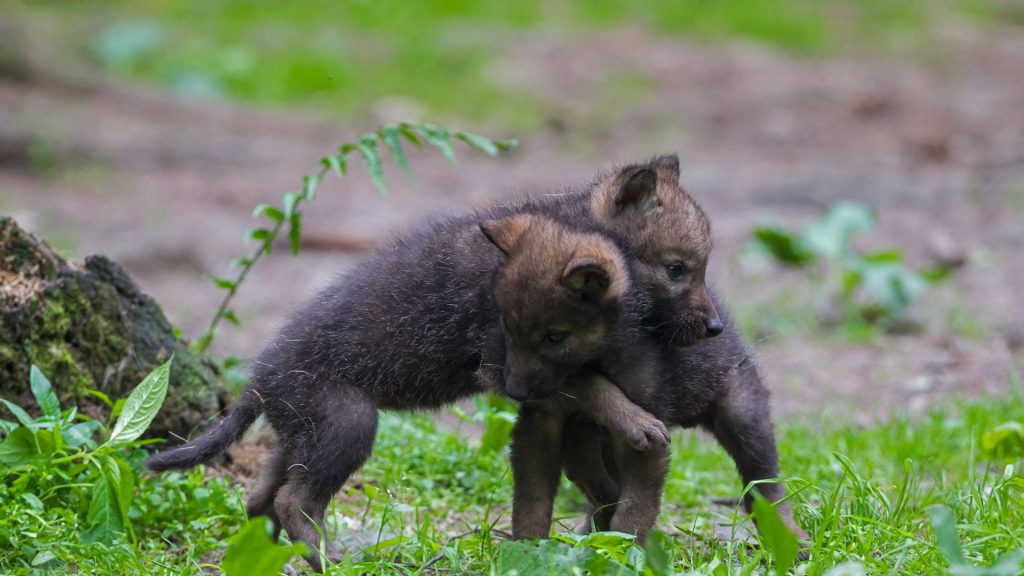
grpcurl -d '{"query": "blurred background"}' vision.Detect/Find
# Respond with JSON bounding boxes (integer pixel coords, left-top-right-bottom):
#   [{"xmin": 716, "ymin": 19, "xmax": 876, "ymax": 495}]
[{"xmin": 2, "ymin": 0, "xmax": 1022, "ymax": 420}]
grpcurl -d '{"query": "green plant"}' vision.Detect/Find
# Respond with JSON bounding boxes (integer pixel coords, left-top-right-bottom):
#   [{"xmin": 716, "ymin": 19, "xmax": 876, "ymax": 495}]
[
  {"xmin": 195, "ymin": 121, "xmax": 515, "ymax": 353},
  {"xmin": 982, "ymin": 421, "xmax": 1024, "ymax": 462},
  {"xmin": 750, "ymin": 201, "xmax": 950, "ymax": 330},
  {"xmin": 221, "ymin": 517, "xmax": 306, "ymax": 576},
  {"xmin": 751, "ymin": 493, "xmax": 799, "ymax": 574},
  {"xmin": 931, "ymin": 506, "xmax": 1024, "ymax": 575},
  {"xmin": 0, "ymin": 360, "xmax": 171, "ymax": 549}
]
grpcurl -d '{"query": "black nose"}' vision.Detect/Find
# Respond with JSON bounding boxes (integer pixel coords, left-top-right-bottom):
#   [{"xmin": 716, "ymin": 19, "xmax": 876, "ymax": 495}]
[
  {"xmin": 505, "ymin": 382, "xmax": 530, "ymax": 401},
  {"xmin": 705, "ymin": 316, "xmax": 724, "ymax": 336}
]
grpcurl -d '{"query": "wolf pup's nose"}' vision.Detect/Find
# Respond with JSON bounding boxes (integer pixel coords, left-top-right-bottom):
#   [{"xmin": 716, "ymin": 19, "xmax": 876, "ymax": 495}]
[
  {"xmin": 705, "ymin": 316, "xmax": 724, "ymax": 337},
  {"xmin": 505, "ymin": 381, "xmax": 530, "ymax": 401}
]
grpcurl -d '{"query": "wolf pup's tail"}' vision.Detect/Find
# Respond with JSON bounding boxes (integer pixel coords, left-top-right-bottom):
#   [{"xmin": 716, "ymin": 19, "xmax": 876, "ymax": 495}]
[{"xmin": 145, "ymin": 390, "xmax": 262, "ymax": 472}]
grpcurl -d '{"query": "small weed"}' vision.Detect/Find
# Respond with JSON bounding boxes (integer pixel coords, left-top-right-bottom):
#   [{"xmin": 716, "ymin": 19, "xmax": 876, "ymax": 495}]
[
  {"xmin": 195, "ymin": 122, "xmax": 515, "ymax": 354},
  {"xmin": 749, "ymin": 201, "xmax": 951, "ymax": 333}
]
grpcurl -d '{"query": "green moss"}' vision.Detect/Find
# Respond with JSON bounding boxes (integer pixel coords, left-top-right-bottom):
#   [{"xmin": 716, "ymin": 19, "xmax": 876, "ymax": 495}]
[{"xmin": 2, "ymin": 258, "xmax": 223, "ymax": 434}]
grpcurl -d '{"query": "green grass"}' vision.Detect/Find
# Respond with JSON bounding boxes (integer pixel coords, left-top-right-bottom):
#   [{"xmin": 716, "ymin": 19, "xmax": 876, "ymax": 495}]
[
  {"xmin": 12, "ymin": 0, "xmax": 1006, "ymax": 128},
  {"xmin": 4, "ymin": 382, "xmax": 1024, "ymax": 574}
]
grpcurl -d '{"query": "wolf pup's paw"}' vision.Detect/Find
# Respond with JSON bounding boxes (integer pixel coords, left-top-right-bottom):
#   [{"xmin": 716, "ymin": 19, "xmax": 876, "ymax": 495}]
[{"xmin": 621, "ymin": 412, "xmax": 671, "ymax": 451}]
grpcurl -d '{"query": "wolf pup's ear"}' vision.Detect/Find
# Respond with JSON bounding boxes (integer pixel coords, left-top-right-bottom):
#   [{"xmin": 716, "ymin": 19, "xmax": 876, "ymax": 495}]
[
  {"xmin": 561, "ymin": 260, "xmax": 612, "ymax": 301},
  {"xmin": 480, "ymin": 214, "xmax": 533, "ymax": 256},
  {"xmin": 613, "ymin": 168, "xmax": 660, "ymax": 213},
  {"xmin": 652, "ymin": 154, "xmax": 680, "ymax": 177}
]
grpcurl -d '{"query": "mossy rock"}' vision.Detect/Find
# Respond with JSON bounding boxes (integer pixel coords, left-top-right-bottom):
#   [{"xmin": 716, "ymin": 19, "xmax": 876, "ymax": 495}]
[{"xmin": 0, "ymin": 215, "xmax": 224, "ymax": 438}]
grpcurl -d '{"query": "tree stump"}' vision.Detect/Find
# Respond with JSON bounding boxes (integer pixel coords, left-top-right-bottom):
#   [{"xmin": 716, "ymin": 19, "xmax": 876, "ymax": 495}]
[{"xmin": 0, "ymin": 215, "xmax": 224, "ymax": 437}]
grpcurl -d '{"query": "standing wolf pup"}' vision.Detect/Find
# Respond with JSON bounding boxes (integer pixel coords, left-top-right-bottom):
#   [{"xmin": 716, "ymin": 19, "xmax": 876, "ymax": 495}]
[
  {"xmin": 146, "ymin": 207, "xmax": 668, "ymax": 571},
  {"xmin": 480, "ymin": 212, "xmax": 674, "ymax": 539},
  {"xmin": 503, "ymin": 156, "xmax": 804, "ymax": 542}
]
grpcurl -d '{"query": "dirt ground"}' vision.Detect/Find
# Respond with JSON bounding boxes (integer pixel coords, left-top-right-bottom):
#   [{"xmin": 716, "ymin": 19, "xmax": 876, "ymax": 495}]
[{"xmin": 2, "ymin": 23, "xmax": 1023, "ymax": 422}]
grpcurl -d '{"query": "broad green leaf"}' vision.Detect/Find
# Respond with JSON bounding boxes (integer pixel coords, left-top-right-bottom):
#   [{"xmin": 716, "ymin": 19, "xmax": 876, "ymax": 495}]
[
  {"xmin": 494, "ymin": 539, "xmax": 601, "ymax": 576},
  {"xmin": 803, "ymin": 201, "xmax": 875, "ymax": 258},
  {"xmin": 751, "ymin": 493, "xmax": 799, "ymax": 575},
  {"xmin": 22, "ymin": 493, "xmax": 44, "ymax": 511},
  {"xmin": 930, "ymin": 506, "xmax": 967, "ymax": 566},
  {"xmin": 752, "ymin": 226, "xmax": 815, "ymax": 267},
  {"xmin": 380, "ymin": 125, "xmax": 412, "ymax": 175},
  {"xmin": 355, "ymin": 140, "xmax": 388, "ymax": 195},
  {"xmin": 221, "ymin": 517, "xmax": 306, "ymax": 576},
  {"xmin": 931, "ymin": 506, "xmax": 1024, "ymax": 575},
  {"xmin": 110, "ymin": 397, "xmax": 127, "ymax": 420},
  {"xmin": 62, "ymin": 420, "xmax": 101, "ymax": 448},
  {"xmin": 0, "ymin": 427, "xmax": 38, "ymax": 466},
  {"xmin": 252, "ymin": 204, "xmax": 284, "ymax": 222},
  {"xmin": 480, "ymin": 410, "xmax": 515, "ymax": 452},
  {"xmin": 60, "ymin": 405, "xmax": 78, "ymax": 427},
  {"xmin": 52, "ymin": 420, "xmax": 63, "ymax": 453},
  {"xmin": 289, "ymin": 212, "xmax": 302, "ymax": 256},
  {"xmin": 105, "ymin": 455, "xmax": 135, "ymax": 538},
  {"xmin": 0, "ymin": 418, "xmax": 15, "ymax": 433},
  {"xmin": 35, "ymin": 428, "xmax": 56, "ymax": 455},
  {"xmin": 82, "ymin": 470, "xmax": 124, "ymax": 544},
  {"xmin": 30, "ymin": 366, "xmax": 61, "ymax": 419},
  {"xmin": 856, "ymin": 261, "xmax": 926, "ymax": 317},
  {"xmin": 0, "ymin": 398, "xmax": 36, "ymax": 428},
  {"xmin": 30, "ymin": 550, "xmax": 57, "ymax": 567},
  {"xmin": 982, "ymin": 422, "xmax": 1024, "ymax": 459},
  {"xmin": 454, "ymin": 131, "xmax": 499, "ymax": 156},
  {"xmin": 643, "ymin": 530, "xmax": 674, "ymax": 576},
  {"xmin": 223, "ymin": 309, "xmax": 240, "ymax": 326},
  {"xmin": 103, "ymin": 358, "xmax": 172, "ymax": 449}
]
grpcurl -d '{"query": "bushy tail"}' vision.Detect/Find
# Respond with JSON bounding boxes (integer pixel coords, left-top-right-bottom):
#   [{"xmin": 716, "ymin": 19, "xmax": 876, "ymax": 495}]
[{"xmin": 146, "ymin": 390, "xmax": 262, "ymax": 472}]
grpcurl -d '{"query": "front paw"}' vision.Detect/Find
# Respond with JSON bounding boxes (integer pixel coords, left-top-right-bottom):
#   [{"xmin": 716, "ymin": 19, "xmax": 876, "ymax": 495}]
[{"xmin": 621, "ymin": 413, "xmax": 670, "ymax": 451}]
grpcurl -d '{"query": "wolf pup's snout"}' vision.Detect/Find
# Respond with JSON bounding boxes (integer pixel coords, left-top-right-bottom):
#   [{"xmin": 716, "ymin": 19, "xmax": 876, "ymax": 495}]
[
  {"xmin": 504, "ymin": 376, "xmax": 531, "ymax": 401},
  {"xmin": 704, "ymin": 314, "xmax": 724, "ymax": 336}
]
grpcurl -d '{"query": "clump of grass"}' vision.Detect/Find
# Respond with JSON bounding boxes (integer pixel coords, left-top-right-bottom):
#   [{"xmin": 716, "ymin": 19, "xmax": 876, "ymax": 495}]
[
  {"xmin": 11, "ymin": 0, "xmax": 1004, "ymax": 128},
  {"xmin": 4, "ymin": 362, "xmax": 1023, "ymax": 573}
]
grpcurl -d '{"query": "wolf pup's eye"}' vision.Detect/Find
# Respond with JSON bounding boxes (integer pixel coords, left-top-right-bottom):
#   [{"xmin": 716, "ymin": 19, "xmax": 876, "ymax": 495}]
[
  {"xmin": 545, "ymin": 330, "xmax": 568, "ymax": 344},
  {"xmin": 666, "ymin": 261, "xmax": 688, "ymax": 280}
]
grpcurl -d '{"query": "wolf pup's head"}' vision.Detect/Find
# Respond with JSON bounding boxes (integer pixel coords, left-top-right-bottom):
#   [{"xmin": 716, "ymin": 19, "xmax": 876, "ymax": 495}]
[
  {"xmin": 591, "ymin": 154, "xmax": 721, "ymax": 347},
  {"xmin": 481, "ymin": 214, "xmax": 628, "ymax": 401}
]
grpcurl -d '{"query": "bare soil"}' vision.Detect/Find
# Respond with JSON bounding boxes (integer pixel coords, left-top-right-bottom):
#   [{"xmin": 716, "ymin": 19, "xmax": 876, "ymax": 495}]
[{"xmin": 2, "ymin": 23, "xmax": 1023, "ymax": 424}]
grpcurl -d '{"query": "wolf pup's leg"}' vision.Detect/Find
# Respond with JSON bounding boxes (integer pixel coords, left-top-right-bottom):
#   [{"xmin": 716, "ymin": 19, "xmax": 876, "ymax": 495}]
[
  {"xmin": 246, "ymin": 446, "xmax": 289, "ymax": 541},
  {"xmin": 559, "ymin": 374, "xmax": 669, "ymax": 452},
  {"xmin": 606, "ymin": 438, "xmax": 669, "ymax": 543},
  {"xmin": 511, "ymin": 402, "xmax": 566, "ymax": 539},
  {"xmin": 272, "ymin": 385, "xmax": 379, "ymax": 572},
  {"xmin": 705, "ymin": 364, "xmax": 808, "ymax": 541},
  {"xmin": 561, "ymin": 417, "xmax": 620, "ymax": 532}
]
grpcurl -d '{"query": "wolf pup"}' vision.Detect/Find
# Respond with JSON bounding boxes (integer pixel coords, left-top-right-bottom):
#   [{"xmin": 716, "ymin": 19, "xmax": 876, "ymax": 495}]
[
  {"xmin": 507, "ymin": 157, "xmax": 804, "ymax": 541},
  {"xmin": 146, "ymin": 210, "xmax": 666, "ymax": 571},
  {"xmin": 480, "ymin": 212, "xmax": 673, "ymax": 538}
]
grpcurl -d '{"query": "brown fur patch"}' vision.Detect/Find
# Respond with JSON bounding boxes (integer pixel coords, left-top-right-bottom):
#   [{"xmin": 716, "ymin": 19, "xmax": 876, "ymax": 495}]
[{"xmin": 485, "ymin": 214, "xmax": 629, "ymax": 304}]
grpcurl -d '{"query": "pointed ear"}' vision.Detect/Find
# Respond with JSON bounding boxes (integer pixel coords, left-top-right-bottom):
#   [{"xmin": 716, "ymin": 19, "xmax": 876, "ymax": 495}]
[
  {"xmin": 613, "ymin": 168, "xmax": 660, "ymax": 213},
  {"xmin": 560, "ymin": 260, "xmax": 612, "ymax": 301},
  {"xmin": 480, "ymin": 214, "xmax": 533, "ymax": 256},
  {"xmin": 653, "ymin": 154, "xmax": 680, "ymax": 177}
]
